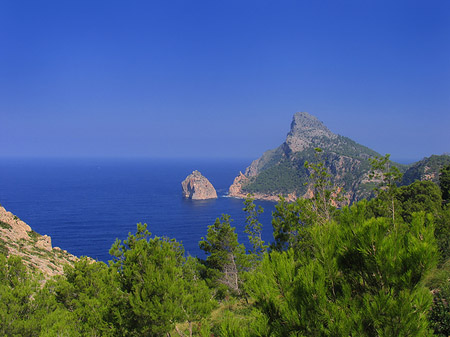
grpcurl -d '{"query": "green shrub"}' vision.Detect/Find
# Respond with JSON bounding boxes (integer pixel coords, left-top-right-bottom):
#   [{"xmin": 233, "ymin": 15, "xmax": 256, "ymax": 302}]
[{"xmin": 0, "ymin": 220, "xmax": 12, "ymax": 230}]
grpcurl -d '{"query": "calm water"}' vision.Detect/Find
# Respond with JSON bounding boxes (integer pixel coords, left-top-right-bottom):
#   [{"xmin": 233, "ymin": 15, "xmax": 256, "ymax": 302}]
[{"xmin": 0, "ymin": 158, "xmax": 277, "ymax": 262}]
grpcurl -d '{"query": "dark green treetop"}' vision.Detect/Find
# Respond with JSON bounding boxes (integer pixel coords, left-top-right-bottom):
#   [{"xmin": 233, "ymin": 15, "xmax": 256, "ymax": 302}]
[
  {"xmin": 243, "ymin": 195, "xmax": 267, "ymax": 263},
  {"xmin": 199, "ymin": 215, "xmax": 248, "ymax": 297},
  {"xmin": 109, "ymin": 223, "xmax": 213, "ymax": 336},
  {"xmin": 440, "ymin": 164, "xmax": 450, "ymax": 203}
]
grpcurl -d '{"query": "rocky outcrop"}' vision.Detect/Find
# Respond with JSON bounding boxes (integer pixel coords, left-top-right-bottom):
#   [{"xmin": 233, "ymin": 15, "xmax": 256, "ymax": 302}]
[
  {"xmin": 182, "ymin": 170, "xmax": 218, "ymax": 200},
  {"xmin": 228, "ymin": 172, "xmax": 248, "ymax": 197},
  {"xmin": 0, "ymin": 205, "xmax": 77, "ymax": 278},
  {"xmin": 285, "ymin": 112, "xmax": 337, "ymax": 153}
]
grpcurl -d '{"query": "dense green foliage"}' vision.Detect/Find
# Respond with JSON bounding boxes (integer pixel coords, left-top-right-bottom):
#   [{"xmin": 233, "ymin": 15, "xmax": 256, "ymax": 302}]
[
  {"xmin": 440, "ymin": 164, "xmax": 450, "ymax": 203},
  {"xmin": 199, "ymin": 215, "xmax": 248, "ymax": 297},
  {"xmin": 243, "ymin": 197, "xmax": 267, "ymax": 261},
  {"xmin": 0, "ymin": 225, "xmax": 215, "ymax": 336},
  {"xmin": 242, "ymin": 158, "xmax": 309, "ymax": 195},
  {"xmin": 0, "ymin": 254, "xmax": 41, "ymax": 336},
  {"xmin": 1, "ymin": 156, "xmax": 450, "ymax": 336},
  {"xmin": 246, "ymin": 210, "xmax": 437, "ymax": 336},
  {"xmin": 426, "ymin": 259, "xmax": 450, "ymax": 336}
]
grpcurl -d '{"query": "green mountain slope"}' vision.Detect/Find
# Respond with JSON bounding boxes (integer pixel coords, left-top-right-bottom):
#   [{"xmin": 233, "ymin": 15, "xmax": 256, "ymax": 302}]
[{"xmin": 401, "ymin": 154, "xmax": 450, "ymax": 186}]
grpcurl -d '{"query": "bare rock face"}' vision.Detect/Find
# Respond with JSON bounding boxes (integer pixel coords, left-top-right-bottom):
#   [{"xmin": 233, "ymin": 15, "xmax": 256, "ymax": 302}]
[
  {"xmin": 228, "ymin": 172, "xmax": 248, "ymax": 197},
  {"xmin": 182, "ymin": 170, "xmax": 218, "ymax": 200},
  {"xmin": 0, "ymin": 205, "xmax": 78, "ymax": 278},
  {"xmin": 285, "ymin": 111, "xmax": 337, "ymax": 153}
]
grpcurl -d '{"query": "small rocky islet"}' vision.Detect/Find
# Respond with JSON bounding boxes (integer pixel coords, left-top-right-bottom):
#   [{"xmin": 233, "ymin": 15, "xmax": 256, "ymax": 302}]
[{"xmin": 181, "ymin": 170, "xmax": 218, "ymax": 200}]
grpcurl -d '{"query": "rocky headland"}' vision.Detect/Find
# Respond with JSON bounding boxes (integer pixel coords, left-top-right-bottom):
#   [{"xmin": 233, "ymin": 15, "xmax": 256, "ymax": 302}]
[
  {"xmin": 228, "ymin": 112, "xmax": 382, "ymax": 203},
  {"xmin": 229, "ymin": 112, "xmax": 450, "ymax": 204},
  {"xmin": 0, "ymin": 205, "xmax": 77, "ymax": 278},
  {"xmin": 182, "ymin": 170, "xmax": 218, "ymax": 200}
]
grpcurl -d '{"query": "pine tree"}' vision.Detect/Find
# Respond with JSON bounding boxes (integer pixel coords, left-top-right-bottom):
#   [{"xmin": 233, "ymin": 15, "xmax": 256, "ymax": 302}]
[
  {"xmin": 110, "ymin": 223, "xmax": 213, "ymax": 336},
  {"xmin": 0, "ymin": 254, "xmax": 44, "ymax": 336},
  {"xmin": 440, "ymin": 164, "xmax": 450, "ymax": 204},
  {"xmin": 369, "ymin": 154, "xmax": 403, "ymax": 225},
  {"xmin": 271, "ymin": 148, "xmax": 343, "ymax": 253},
  {"xmin": 199, "ymin": 215, "xmax": 248, "ymax": 296},
  {"xmin": 243, "ymin": 195, "xmax": 267, "ymax": 263},
  {"xmin": 303, "ymin": 147, "xmax": 345, "ymax": 224},
  {"xmin": 244, "ymin": 202, "xmax": 438, "ymax": 336}
]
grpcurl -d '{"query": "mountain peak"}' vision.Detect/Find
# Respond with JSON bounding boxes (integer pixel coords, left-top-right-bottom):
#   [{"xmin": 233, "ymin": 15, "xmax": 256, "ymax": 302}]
[{"xmin": 286, "ymin": 112, "xmax": 336, "ymax": 152}]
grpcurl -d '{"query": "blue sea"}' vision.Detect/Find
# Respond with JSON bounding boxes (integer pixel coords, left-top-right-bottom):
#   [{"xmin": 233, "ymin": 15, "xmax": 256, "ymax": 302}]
[{"xmin": 0, "ymin": 158, "xmax": 277, "ymax": 262}]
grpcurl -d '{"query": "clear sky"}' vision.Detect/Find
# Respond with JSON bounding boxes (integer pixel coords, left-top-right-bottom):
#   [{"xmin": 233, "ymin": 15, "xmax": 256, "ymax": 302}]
[{"xmin": 1, "ymin": 0, "xmax": 449, "ymax": 163}]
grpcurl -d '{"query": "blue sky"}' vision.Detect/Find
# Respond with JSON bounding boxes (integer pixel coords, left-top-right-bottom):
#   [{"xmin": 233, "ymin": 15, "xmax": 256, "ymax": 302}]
[{"xmin": 1, "ymin": 0, "xmax": 449, "ymax": 163}]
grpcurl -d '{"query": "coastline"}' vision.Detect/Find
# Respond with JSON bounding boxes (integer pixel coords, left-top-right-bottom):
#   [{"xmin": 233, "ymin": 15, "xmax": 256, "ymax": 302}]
[
  {"xmin": 227, "ymin": 189, "xmax": 298, "ymax": 203},
  {"xmin": 228, "ymin": 171, "xmax": 298, "ymax": 203}
]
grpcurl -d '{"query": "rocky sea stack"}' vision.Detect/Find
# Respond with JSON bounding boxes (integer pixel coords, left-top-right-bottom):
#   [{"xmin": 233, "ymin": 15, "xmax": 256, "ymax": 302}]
[{"xmin": 181, "ymin": 170, "xmax": 218, "ymax": 200}]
